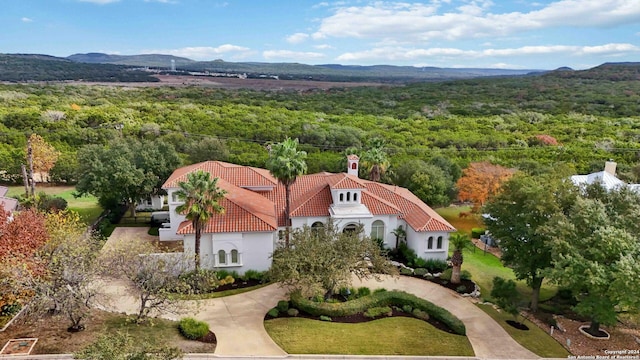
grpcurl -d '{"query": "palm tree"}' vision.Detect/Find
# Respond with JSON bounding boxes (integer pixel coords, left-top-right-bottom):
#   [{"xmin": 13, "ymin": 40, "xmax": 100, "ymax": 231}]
[
  {"xmin": 450, "ymin": 232, "xmax": 471, "ymax": 284},
  {"xmin": 361, "ymin": 138, "xmax": 389, "ymax": 182},
  {"xmin": 266, "ymin": 138, "xmax": 307, "ymax": 248},
  {"xmin": 392, "ymin": 225, "xmax": 406, "ymax": 249},
  {"xmin": 175, "ymin": 170, "xmax": 227, "ymax": 270}
]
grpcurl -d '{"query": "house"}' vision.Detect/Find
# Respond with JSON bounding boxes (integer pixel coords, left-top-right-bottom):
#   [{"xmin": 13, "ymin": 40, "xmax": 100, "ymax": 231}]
[
  {"xmin": 136, "ymin": 195, "xmax": 165, "ymax": 211},
  {"xmin": 160, "ymin": 156, "xmax": 456, "ymax": 273},
  {"xmin": 571, "ymin": 161, "xmax": 640, "ymax": 192}
]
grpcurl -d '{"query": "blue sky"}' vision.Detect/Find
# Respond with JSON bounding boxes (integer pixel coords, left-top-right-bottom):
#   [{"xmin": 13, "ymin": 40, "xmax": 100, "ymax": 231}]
[{"xmin": 3, "ymin": 0, "xmax": 639, "ymax": 69}]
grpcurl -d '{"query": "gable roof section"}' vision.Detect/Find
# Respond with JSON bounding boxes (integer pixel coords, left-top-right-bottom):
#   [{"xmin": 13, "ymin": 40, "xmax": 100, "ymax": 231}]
[
  {"xmin": 365, "ymin": 182, "xmax": 455, "ymax": 232},
  {"xmin": 0, "ymin": 186, "xmax": 8, "ymax": 197},
  {"xmin": 325, "ymin": 173, "xmax": 366, "ymax": 189},
  {"xmin": 163, "ymin": 161, "xmax": 277, "ymax": 189},
  {"xmin": 177, "ymin": 177, "xmax": 277, "ymax": 234}
]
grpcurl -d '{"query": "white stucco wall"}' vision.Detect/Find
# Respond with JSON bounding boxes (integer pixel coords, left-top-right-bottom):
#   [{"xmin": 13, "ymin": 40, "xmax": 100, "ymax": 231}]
[
  {"xmin": 406, "ymin": 227, "xmax": 449, "ymax": 261},
  {"xmin": 160, "ymin": 189, "xmax": 187, "ymax": 241},
  {"xmin": 184, "ymin": 231, "xmax": 274, "ymax": 274}
]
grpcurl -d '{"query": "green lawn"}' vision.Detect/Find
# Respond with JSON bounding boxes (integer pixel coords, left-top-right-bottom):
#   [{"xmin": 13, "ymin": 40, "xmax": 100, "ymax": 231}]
[
  {"xmin": 264, "ymin": 317, "xmax": 474, "ymax": 356},
  {"xmin": 5, "ymin": 186, "xmax": 102, "ymax": 224},
  {"xmin": 477, "ymin": 304, "xmax": 570, "ymax": 358},
  {"xmin": 436, "ymin": 206, "xmax": 556, "ymax": 302}
]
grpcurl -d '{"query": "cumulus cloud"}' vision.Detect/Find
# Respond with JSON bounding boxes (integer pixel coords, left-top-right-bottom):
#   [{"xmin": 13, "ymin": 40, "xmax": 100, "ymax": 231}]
[
  {"xmin": 21, "ymin": 17, "xmax": 33, "ymax": 22},
  {"xmin": 313, "ymin": 0, "xmax": 640, "ymax": 43},
  {"xmin": 314, "ymin": 44, "xmax": 334, "ymax": 49},
  {"xmin": 336, "ymin": 43, "xmax": 640, "ymax": 62},
  {"xmin": 286, "ymin": 32, "xmax": 310, "ymax": 44},
  {"xmin": 263, "ymin": 50, "xmax": 325, "ymax": 61},
  {"xmin": 144, "ymin": 45, "xmax": 252, "ymax": 61}
]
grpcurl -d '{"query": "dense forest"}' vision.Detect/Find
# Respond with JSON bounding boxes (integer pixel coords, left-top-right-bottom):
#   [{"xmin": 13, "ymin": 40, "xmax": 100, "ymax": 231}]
[{"xmin": 1, "ymin": 62, "xmax": 640, "ymax": 207}]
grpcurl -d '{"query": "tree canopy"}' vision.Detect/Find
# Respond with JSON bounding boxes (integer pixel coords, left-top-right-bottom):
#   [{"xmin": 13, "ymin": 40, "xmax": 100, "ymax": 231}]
[
  {"xmin": 457, "ymin": 162, "xmax": 514, "ymax": 212},
  {"xmin": 76, "ymin": 138, "xmax": 181, "ymax": 215},
  {"xmin": 268, "ymin": 220, "xmax": 397, "ymax": 298},
  {"xmin": 483, "ymin": 172, "xmax": 577, "ymax": 311},
  {"xmin": 547, "ymin": 184, "xmax": 640, "ymax": 334}
]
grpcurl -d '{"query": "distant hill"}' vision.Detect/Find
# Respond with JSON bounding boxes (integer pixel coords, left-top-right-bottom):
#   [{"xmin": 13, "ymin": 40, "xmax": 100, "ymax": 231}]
[
  {"xmin": 545, "ymin": 62, "xmax": 640, "ymax": 81},
  {"xmin": 67, "ymin": 53, "xmax": 195, "ymax": 68},
  {"xmin": 0, "ymin": 53, "xmax": 159, "ymax": 82},
  {"xmin": 66, "ymin": 52, "xmax": 544, "ymax": 83}
]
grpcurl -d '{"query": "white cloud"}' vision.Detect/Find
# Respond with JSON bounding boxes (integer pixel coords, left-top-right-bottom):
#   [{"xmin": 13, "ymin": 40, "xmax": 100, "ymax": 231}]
[
  {"xmin": 263, "ymin": 50, "xmax": 325, "ymax": 61},
  {"xmin": 314, "ymin": 44, "xmax": 334, "ymax": 49},
  {"xmin": 286, "ymin": 32, "xmax": 309, "ymax": 44},
  {"xmin": 313, "ymin": 0, "xmax": 640, "ymax": 43},
  {"xmin": 21, "ymin": 17, "xmax": 33, "ymax": 23},
  {"xmin": 144, "ymin": 45, "xmax": 252, "ymax": 61},
  {"xmin": 77, "ymin": 0, "xmax": 120, "ymax": 4},
  {"xmin": 336, "ymin": 43, "xmax": 640, "ymax": 62}
]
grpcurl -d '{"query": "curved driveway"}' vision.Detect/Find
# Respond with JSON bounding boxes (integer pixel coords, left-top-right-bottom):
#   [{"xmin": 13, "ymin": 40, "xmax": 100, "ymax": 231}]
[{"xmin": 101, "ymin": 228, "xmax": 539, "ymax": 359}]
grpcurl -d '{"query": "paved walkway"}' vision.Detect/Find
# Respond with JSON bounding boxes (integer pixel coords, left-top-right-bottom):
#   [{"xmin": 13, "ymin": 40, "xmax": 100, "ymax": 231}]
[{"xmin": 99, "ymin": 228, "xmax": 539, "ymax": 359}]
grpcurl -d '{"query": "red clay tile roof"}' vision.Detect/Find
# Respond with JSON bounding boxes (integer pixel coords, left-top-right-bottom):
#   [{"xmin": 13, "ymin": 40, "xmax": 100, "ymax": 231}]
[
  {"xmin": 165, "ymin": 161, "xmax": 454, "ymax": 233},
  {"xmin": 326, "ymin": 173, "xmax": 366, "ymax": 189},
  {"xmin": 163, "ymin": 161, "xmax": 277, "ymax": 189},
  {"xmin": 177, "ymin": 178, "xmax": 277, "ymax": 234}
]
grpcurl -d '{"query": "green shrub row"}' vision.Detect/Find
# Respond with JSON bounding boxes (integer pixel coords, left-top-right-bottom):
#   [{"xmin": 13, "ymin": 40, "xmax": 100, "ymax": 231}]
[
  {"xmin": 178, "ymin": 317, "xmax": 209, "ymax": 340},
  {"xmin": 471, "ymin": 228, "xmax": 486, "ymax": 239},
  {"xmin": 290, "ymin": 290, "xmax": 466, "ymax": 335},
  {"xmin": 364, "ymin": 306, "xmax": 392, "ymax": 318}
]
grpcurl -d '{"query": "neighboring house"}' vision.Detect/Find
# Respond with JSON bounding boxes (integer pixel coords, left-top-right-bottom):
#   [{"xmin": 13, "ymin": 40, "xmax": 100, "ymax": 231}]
[
  {"xmin": 571, "ymin": 161, "xmax": 640, "ymax": 192},
  {"xmin": 0, "ymin": 186, "xmax": 18, "ymax": 213},
  {"xmin": 136, "ymin": 195, "xmax": 165, "ymax": 211},
  {"xmin": 160, "ymin": 156, "xmax": 456, "ymax": 273}
]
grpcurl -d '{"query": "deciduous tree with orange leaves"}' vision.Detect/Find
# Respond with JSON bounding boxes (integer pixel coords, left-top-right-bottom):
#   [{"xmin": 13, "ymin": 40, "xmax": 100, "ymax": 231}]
[
  {"xmin": 28, "ymin": 134, "xmax": 60, "ymax": 182},
  {"xmin": 456, "ymin": 162, "xmax": 514, "ymax": 212}
]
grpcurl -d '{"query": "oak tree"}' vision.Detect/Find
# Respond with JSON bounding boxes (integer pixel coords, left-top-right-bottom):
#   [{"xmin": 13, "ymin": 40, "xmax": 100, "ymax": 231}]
[{"xmin": 457, "ymin": 162, "xmax": 514, "ymax": 212}]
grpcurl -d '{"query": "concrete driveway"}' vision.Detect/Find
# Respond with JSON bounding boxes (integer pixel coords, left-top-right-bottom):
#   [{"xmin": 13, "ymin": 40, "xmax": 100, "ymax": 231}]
[{"xmin": 100, "ymin": 228, "xmax": 538, "ymax": 359}]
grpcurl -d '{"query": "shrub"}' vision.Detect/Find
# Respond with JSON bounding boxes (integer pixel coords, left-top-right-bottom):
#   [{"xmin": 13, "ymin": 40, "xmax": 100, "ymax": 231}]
[
  {"xmin": 400, "ymin": 267, "xmax": 413, "ymax": 276},
  {"xmin": 242, "ymin": 269, "xmax": 264, "ymax": 282},
  {"xmin": 179, "ymin": 269, "xmax": 219, "ymax": 294},
  {"xmin": 373, "ymin": 288, "xmax": 387, "ymax": 294},
  {"xmin": 356, "ymin": 287, "xmax": 371, "ymax": 298},
  {"xmin": 412, "ymin": 309, "xmax": 430, "ymax": 321},
  {"xmin": 37, "ymin": 195, "xmax": 68, "ymax": 212},
  {"xmin": 491, "ymin": 277, "xmax": 521, "ymax": 322},
  {"xmin": 456, "ymin": 285, "xmax": 467, "ymax": 293},
  {"xmin": 364, "ymin": 306, "xmax": 392, "ymax": 318},
  {"xmin": 402, "ymin": 304, "xmax": 413, "ymax": 313},
  {"xmin": 287, "ymin": 308, "xmax": 299, "ymax": 317},
  {"xmin": 216, "ymin": 270, "xmax": 231, "ymax": 279},
  {"xmin": 424, "ymin": 259, "xmax": 448, "ymax": 273},
  {"xmin": 319, "ymin": 315, "xmax": 332, "ymax": 322},
  {"xmin": 556, "ymin": 288, "xmax": 574, "ymax": 301},
  {"xmin": 147, "ymin": 227, "xmax": 159, "ymax": 236},
  {"xmin": 267, "ymin": 308, "xmax": 279, "ymax": 318},
  {"xmin": 471, "ymin": 228, "xmax": 486, "ymax": 239},
  {"xmin": 0, "ymin": 303, "xmax": 21, "ymax": 316},
  {"xmin": 440, "ymin": 268, "xmax": 452, "ymax": 281},
  {"xmin": 178, "ymin": 317, "xmax": 209, "ymax": 340},
  {"xmin": 312, "ymin": 294, "xmax": 324, "ymax": 303},
  {"xmin": 224, "ymin": 275, "xmax": 235, "ymax": 284},
  {"xmin": 414, "ymin": 268, "xmax": 429, "ymax": 276},
  {"xmin": 290, "ymin": 289, "xmax": 466, "ymax": 335},
  {"xmin": 461, "ymin": 270, "xmax": 472, "ymax": 281},
  {"xmin": 276, "ymin": 300, "xmax": 289, "ymax": 312},
  {"xmin": 413, "ymin": 257, "xmax": 428, "ymax": 269}
]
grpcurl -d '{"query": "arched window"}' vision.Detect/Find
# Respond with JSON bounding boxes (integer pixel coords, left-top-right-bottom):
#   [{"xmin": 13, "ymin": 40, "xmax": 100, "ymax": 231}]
[
  {"xmin": 351, "ymin": 162, "xmax": 357, "ymax": 170},
  {"xmin": 427, "ymin": 236, "xmax": 434, "ymax": 250},
  {"xmin": 353, "ymin": 193, "xmax": 358, "ymax": 202},
  {"xmin": 339, "ymin": 193, "xmax": 344, "ymax": 202},
  {"xmin": 437, "ymin": 236, "xmax": 443, "ymax": 249},
  {"xmin": 231, "ymin": 249, "xmax": 239, "ymax": 264},
  {"xmin": 371, "ymin": 220, "xmax": 385, "ymax": 241},
  {"xmin": 343, "ymin": 223, "xmax": 358, "ymax": 233},
  {"xmin": 311, "ymin": 221, "xmax": 324, "ymax": 229},
  {"xmin": 218, "ymin": 250, "xmax": 226, "ymax": 265},
  {"xmin": 347, "ymin": 192, "xmax": 351, "ymax": 201}
]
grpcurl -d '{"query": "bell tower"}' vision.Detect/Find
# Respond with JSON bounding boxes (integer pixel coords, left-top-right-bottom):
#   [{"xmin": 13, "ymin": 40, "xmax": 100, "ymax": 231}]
[{"xmin": 347, "ymin": 154, "xmax": 359, "ymax": 177}]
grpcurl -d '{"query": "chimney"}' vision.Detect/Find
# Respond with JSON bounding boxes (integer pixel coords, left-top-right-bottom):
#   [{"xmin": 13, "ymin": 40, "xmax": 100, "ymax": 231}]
[
  {"xmin": 347, "ymin": 154, "xmax": 359, "ymax": 177},
  {"xmin": 604, "ymin": 161, "xmax": 617, "ymax": 176}
]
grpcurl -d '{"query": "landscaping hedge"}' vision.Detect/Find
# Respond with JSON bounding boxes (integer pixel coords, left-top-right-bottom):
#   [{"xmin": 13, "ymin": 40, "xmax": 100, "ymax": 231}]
[
  {"xmin": 178, "ymin": 317, "xmax": 209, "ymax": 340},
  {"xmin": 290, "ymin": 290, "xmax": 466, "ymax": 335}
]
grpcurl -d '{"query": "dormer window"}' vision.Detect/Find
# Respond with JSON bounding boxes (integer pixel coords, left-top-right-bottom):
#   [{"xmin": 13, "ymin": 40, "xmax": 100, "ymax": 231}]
[
  {"xmin": 353, "ymin": 193, "xmax": 358, "ymax": 202},
  {"xmin": 339, "ymin": 193, "xmax": 344, "ymax": 202}
]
